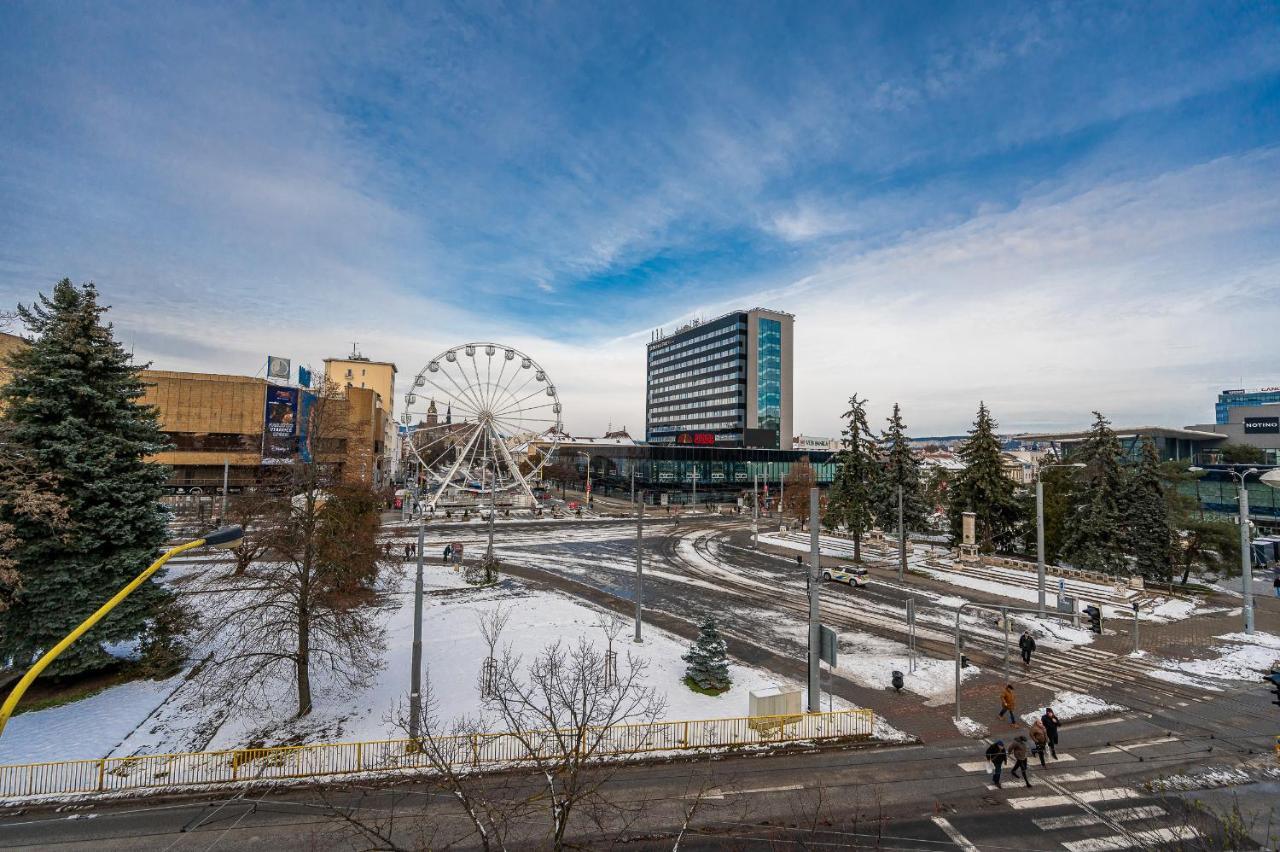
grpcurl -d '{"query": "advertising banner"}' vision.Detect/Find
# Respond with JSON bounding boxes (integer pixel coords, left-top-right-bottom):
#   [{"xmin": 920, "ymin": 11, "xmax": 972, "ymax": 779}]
[
  {"xmin": 297, "ymin": 391, "xmax": 316, "ymax": 463},
  {"xmin": 267, "ymin": 356, "xmax": 291, "ymax": 380},
  {"xmin": 1243, "ymin": 417, "xmax": 1280, "ymax": 435},
  {"xmin": 262, "ymin": 384, "xmax": 300, "ymax": 464}
]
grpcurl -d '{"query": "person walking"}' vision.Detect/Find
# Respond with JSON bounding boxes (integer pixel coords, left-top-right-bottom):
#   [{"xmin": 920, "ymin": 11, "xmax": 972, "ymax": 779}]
[
  {"xmin": 403, "ymin": 542, "xmax": 412, "ymax": 560},
  {"xmin": 443, "ymin": 543, "xmax": 452, "ymax": 564},
  {"xmin": 997, "ymin": 684, "xmax": 1017, "ymax": 725},
  {"xmin": 1009, "ymin": 736, "xmax": 1032, "ymax": 787},
  {"xmin": 985, "ymin": 740, "xmax": 1007, "ymax": 788},
  {"xmin": 1019, "ymin": 630, "xmax": 1036, "ymax": 667},
  {"xmin": 383, "ymin": 540, "xmax": 393, "ymax": 558},
  {"xmin": 1041, "ymin": 707, "xmax": 1061, "ymax": 759},
  {"xmin": 1029, "ymin": 718, "xmax": 1049, "ymax": 767}
]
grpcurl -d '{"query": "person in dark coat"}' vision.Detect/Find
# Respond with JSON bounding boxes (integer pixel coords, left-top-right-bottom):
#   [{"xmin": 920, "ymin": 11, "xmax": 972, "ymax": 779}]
[
  {"xmin": 1018, "ymin": 630, "xmax": 1036, "ymax": 667},
  {"xmin": 1040, "ymin": 707, "xmax": 1060, "ymax": 759},
  {"xmin": 443, "ymin": 544, "xmax": 452, "ymax": 564},
  {"xmin": 1009, "ymin": 736, "xmax": 1031, "ymax": 786},
  {"xmin": 403, "ymin": 542, "xmax": 412, "ymax": 560},
  {"xmin": 985, "ymin": 740, "xmax": 1007, "ymax": 788}
]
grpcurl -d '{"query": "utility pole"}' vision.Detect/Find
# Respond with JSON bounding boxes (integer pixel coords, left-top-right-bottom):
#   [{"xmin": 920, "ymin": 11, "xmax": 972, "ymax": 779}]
[
  {"xmin": 691, "ymin": 469, "xmax": 697, "ymax": 510},
  {"xmin": 1036, "ymin": 476, "xmax": 1045, "ymax": 616},
  {"xmin": 1238, "ymin": 472, "xmax": 1254, "ymax": 634},
  {"xmin": 752, "ymin": 473, "xmax": 759, "ymax": 548},
  {"xmin": 808, "ymin": 487, "xmax": 820, "ymax": 713},
  {"xmin": 897, "ymin": 484, "xmax": 905, "ymax": 582},
  {"xmin": 634, "ymin": 498, "xmax": 644, "ymax": 642},
  {"xmin": 220, "ymin": 457, "xmax": 229, "ymax": 522},
  {"xmin": 409, "ymin": 510, "xmax": 426, "ymax": 740},
  {"xmin": 630, "ymin": 467, "xmax": 636, "ymax": 504}
]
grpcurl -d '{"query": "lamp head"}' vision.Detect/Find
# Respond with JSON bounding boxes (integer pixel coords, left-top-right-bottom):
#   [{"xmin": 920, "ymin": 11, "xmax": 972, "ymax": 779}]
[
  {"xmin": 1261, "ymin": 469, "xmax": 1280, "ymax": 488},
  {"xmin": 203, "ymin": 525, "xmax": 245, "ymax": 550},
  {"xmin": 1244, "ymin": 467, "xmax": 1259, "ymax": 476},
  {"xmin": 1187, "ymin": 466, "xmax": 1204, "ymax": 472}
]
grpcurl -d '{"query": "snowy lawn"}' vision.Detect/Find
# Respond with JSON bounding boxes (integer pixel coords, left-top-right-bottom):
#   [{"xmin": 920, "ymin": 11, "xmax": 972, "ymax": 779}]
[
  {"xmin": 2, "ymin": 573, "xmax": 903, "ymax": 766},
  {"xmin": 1148, "ymin": 630, "xmax": 1280, "ymax": 691},
  {"xmin": 1021, "ymin": 691, "xmax": 1124, "ymax": 724}
]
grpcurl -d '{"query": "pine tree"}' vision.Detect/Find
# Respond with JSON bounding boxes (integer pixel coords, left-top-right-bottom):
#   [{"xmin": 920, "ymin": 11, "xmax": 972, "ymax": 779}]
[
  {"xmin": 825, "ymin": 394, "xmax": 879, "ymax": 562},
  {"xmin": 682, "ymin": 617, "xmax": 731, "ymax": 692},
  {"xmin": 870, "ymin": 403, "xmax": 928, "ymax": 535},
  {"xmin": 947, "ymin": 402, "xmax": 1022, "ymax": 552},
  {"xmin": 0, "ymin": 280, "xmax": 174, "ymax": 675},
  {"xmin": 1127, "ymin": 438, "xmax": 1174, "ymax": 582},
  {"xmin": 1060, "ymin": 412, "xmax": 1129, "ymax": 575}
]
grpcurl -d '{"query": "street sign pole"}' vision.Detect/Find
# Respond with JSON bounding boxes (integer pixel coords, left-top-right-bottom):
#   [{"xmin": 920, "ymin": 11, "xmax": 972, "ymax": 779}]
[
  {"xmin": 634, "ymin": 498, "xmax": 644, "ymax": 643},
  {"xmin": 808, "ymin": 487, "xmax": 821, "ymax": 712},
  {"xmin": 409, "ymin": 513, "xmax": 426, "ymax": 740}
]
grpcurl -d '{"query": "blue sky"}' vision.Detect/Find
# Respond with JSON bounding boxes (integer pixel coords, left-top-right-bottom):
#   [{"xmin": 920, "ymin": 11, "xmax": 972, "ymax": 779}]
[{"xmin": 2, "ymin": 2, "xmax": 1279, "ymax": 436}]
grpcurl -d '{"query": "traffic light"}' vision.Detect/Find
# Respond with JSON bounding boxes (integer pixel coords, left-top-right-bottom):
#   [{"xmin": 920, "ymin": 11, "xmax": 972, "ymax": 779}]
[
  {"xmin": 1265, "ymin": 673, "xmax": 1280, "ymax": 708},
  {"xmin": 1084, "ymin": 605, "xmax": 1102, "ymax": 634}
]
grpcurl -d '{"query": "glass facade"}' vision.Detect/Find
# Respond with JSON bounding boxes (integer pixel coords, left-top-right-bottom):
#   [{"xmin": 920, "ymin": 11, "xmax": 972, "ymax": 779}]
[
  {"xmin": 1216, "ymin": 389, "xmax": 1280, "ymax": 424},
  {"xmin": 646, "ymin": 313, "xmax": 749, "ymax": 445},
  {"xmin": 756, "ymin": 318, "xmax": 782, "ymax": 434},
  {"xmin": 1178, "ymin": 475, "xmax": 1280, "ymax": 521}
]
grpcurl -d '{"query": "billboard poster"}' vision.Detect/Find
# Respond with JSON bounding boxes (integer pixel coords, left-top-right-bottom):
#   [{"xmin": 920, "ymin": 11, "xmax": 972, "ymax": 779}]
[
  {"xmin": 267, "ymin": 355, "xmax": 291, "ymax": 380},
  {"xmin": 297, "ymin": 391, "xmax": 317, "ymax": 462},
  {"xmin": 262, "ymin": 384, "xmax": 300, "ymax": 464}
]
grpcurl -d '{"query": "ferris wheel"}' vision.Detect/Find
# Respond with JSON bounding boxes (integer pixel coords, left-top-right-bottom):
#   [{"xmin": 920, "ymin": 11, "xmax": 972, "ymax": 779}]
[{"xmin": 402, "ymin": 343, "xmax": 563, "ymax": 510}]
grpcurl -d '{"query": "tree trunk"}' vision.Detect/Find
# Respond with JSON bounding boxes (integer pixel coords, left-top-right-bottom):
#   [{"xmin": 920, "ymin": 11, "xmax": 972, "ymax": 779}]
[
  {"xmin": 853, "ymin": 529, "xmax": 861, "ymax": 563},
  {"xmin": 296, "ymin": 595, "xmax": 312, "ymax": 716}
]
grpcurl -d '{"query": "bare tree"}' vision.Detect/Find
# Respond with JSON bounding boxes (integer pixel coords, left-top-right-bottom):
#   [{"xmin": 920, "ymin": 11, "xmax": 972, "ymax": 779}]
[
  {"xmin": 193, "ymin": 380, "xmax": 395, "ymax": 718},
  {"xmin": 0, "ymin": 422, "xmax": 68, "ymax": 612},
  {"xmin": 222, "ymin": 487, "xmax": 278, "ymax": 576},
  {"xmin": 782, "ymin": 457, "xmax": 816, "ymax": 528}
]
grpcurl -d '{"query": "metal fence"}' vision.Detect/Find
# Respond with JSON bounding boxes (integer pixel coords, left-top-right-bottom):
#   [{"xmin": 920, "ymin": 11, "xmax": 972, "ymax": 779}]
[{"xmin": 0, "ymin": 708, "xmax": 873, "ymax": 800}]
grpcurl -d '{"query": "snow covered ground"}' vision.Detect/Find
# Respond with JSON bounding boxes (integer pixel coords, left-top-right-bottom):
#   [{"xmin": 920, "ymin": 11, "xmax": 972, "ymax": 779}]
[
  {"xmin": 1020, "ymin": 691, "xmax": 1124, "ymax": 724},
  {"xmin": 1, "ymin": 571, "xmax": 903, "ymax": 766},
  {"xmin": 1147, "ymin": 630, "xmax": 1280, "ymax": 691}
]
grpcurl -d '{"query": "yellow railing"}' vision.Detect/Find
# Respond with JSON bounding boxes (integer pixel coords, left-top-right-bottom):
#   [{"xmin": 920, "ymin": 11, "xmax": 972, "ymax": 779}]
[{"xmin": 0, "ymin": 708, "xmax": 873, "ymax": 800}]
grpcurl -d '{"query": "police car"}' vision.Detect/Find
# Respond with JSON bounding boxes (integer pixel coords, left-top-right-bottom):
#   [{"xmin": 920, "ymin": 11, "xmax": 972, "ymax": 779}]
[{"xmin": 820, "ymin": 567, "xmax": 867, "ymax": 587}]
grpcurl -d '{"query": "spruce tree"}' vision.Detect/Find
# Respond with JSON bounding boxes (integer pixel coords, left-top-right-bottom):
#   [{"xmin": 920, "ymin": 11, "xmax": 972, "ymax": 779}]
[
  {"xmin": 1127, "ymin": 438, "xmax": 1174, "ymax": 582},
  {"xmin": 948, "ymin": 402, "xmax": 1021, "ymax": 551},
  {"xmin": 825, "ymin": 394, "xmax": 879, "ymax": 562},
  {"xmin": 1061, "ymin": 412, "xmax": 1129, "ymax": 576},
  {"xmin": 871, "ymin": 403, "xmax": 928, "ymax": 534},
  {"xmin": 0, "ymin": 280, "xmax": 173, "ymax": 675},
  {"xmin": 682, "ymin": 617, "xmax": 731, "ymax": 692}
]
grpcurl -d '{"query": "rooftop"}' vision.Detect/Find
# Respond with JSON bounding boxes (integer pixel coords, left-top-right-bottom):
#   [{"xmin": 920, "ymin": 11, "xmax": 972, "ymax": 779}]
[{"xmin": 1017, "ymin": 426, "xmax": 1226, "ymax": 442}]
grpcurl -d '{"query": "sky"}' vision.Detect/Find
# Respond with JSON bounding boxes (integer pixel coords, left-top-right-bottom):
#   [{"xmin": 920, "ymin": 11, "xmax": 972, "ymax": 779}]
[{"xmin": 1, "ymin": 2, "xmax": 1278, "ymax": 438}]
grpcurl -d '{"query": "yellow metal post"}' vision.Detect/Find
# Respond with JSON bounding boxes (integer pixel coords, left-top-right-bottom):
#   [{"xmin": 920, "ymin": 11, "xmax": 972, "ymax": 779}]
[{"xmin": 0, "ymin": 536, "xmax": 211, "ymax": 737}]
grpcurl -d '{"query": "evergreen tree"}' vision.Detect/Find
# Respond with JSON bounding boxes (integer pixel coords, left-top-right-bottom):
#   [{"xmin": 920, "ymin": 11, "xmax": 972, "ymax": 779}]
[
  {"xmin": 1033, "ymin": 450, "xmax": 1079, "ymax": 564},
  {"xmin": 1061, "ymin": 412, "xmax": 1129, "ymax": 575},
  {"xmin": 825, "ymin": 394, "xmax": 879, "ymax": 562},
  {"xmin": 870, "ymin": 403, "xmax": 928, "ymax": 534},
  {"xmin": 0, "ymin": 280, "xmax": 173, "ymax": 675},
  {"xmin": 947, "ymin": 402, "xmax": 1022, "ymax": 551},
  {"xmin": 1127, "ymin": 438, "xmax": 1174, "ymax": 582},
  {"xmin": 682, "ymin": 617, "xmax": 731, "ymax": 692}
]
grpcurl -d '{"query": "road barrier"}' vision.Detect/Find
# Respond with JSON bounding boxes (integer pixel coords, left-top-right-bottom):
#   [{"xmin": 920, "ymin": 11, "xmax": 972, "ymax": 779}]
[{"xmin": 0, "ymin": 708, "xmax": 874, "ymax": 800}]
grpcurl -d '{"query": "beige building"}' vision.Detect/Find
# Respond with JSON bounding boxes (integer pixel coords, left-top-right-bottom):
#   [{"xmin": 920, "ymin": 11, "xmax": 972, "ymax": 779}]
[
  {"xmin": 141, "ymin": 369, "xmax": 389, "ymax": 493},
  {"xmin": 0, "ymin": 331, "xmax": 26, "ymax": 389},
  {"xmin": 325, "ymin": 351, "xmax": 398, "ymax": 473}
]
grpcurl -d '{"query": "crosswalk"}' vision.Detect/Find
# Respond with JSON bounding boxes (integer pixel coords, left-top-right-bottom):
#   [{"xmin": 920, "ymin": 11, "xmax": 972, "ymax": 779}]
[
  {"xmin": 955, "ymin": 750, "xmax": 1201, "ymax": 850},
  {"xmin": 1014, "ymin": 645, "xmax": 1216, "ymax": 709}
]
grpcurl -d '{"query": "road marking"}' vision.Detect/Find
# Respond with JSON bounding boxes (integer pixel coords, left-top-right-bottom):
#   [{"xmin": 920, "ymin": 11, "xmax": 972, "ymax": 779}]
[
  {"xmin": 1062, "ymin": 825, "xmax": 1201, "ymax": 852},
  {"xmin": 959, "ymin": 753, "xmax": 1074, "ymax": 772},
  {"xmin": 726, "ymin": 783, "xmax": 804, "ymax": 795},
  {"xmin": 1008, "ymin": 787, "xmax": 1139, "ymax": 810},
  {"xmin": 1052, "ymin": 770, "xmax": 1106, "ymax": 783},
  {"xmin": 930, "ymin": 816, "xmax": 979, "ymax": 852},
  {"xmin": 1091, "ymin": 736, "xmax": 1176, "ymax": 755},
  {"xmin": 1033, "ymin": 804, "xmax": 1164, "ymax": 830}
]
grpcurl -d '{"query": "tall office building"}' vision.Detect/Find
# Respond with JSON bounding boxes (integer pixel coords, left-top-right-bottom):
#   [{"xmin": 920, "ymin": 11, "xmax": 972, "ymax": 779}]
[
  {"xmin": 645, "ymin": 308, "xmax": 793, "ymax": 449},
  {"xmin": 1217, "ymin": 386, "xmax": 1280, "ymax": 424}
]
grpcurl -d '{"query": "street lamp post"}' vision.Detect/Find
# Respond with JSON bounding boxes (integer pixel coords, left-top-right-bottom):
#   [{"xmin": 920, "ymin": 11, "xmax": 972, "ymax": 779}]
[
  {"xmin": 897, "ymin": 484, "xmax": 905, "ymax": 582},
  {"xmin": 1190, "ymin": 466, "xmax": 1276, "ymax": 635},
  {"xmin": 0, "ymin": 525, "xmax": 245, "ymax": 738},
  {"xmin": 1035, "ymin": 462, "xmax": 1085, "ymax": 616}
]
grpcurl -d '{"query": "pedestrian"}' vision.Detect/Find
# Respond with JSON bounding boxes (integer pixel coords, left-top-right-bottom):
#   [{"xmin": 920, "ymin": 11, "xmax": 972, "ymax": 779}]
[
  {"xmin": 1009, "ymin": 736, "xmax": 1031, "ymax": 787},
  {"xmin": 1029, "ymin": 718, "xmax": 1049, "ymax": 767},
  {"xmin": 1273, "ymin": 573, "xmax": 1280, "ymax": 598},
  {"xmin": 383, "ymin": 540, "xmax": 392, "ymax": 558},
  {"xmin": 1019, "ymin": 630, "xmax": 1036, "ymax": 667},
  {"xmin": 403, "ymin": 542, "xmax": 411, "ymax": 560},
  {"xmin": 985, "ymin": 740, "xmax": 1007, "ymax": 788},
  {"xmin": 1040, "ymin": 707, "xmax": 1060, "ymax": 760},
  {"xmin": 997, "ymin": 683, "xmax": 1017, "ymax": 725},
  {"xmin": 443, "ymin": 544, "xmax": 452, "ymax": 564}
]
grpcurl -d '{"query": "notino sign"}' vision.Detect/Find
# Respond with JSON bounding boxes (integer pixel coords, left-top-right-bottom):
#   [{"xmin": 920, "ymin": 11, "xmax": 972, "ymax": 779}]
[{"xmin": 1243, "ymin": 417, "xmax": 1280, "ymax": 435}]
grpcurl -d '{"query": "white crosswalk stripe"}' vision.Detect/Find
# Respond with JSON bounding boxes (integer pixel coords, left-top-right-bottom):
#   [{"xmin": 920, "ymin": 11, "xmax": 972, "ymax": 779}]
[
  {"xmin": 1061, "ymin": 825, "xmax": 1201, "ymax": 851},
  {"xmin": 957, "ymin": 753, "xmax": 1075, "ymax": 772},
  {"xmin": 1032, "ymin": 804, "xmax": 1165, "ymax": 830},
  {"xmin": 1007, "ymin": 786, "xmax": 1140, "ymax": 809}
]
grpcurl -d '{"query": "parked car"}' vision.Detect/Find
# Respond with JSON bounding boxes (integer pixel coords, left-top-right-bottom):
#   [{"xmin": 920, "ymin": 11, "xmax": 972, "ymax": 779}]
[{"xmin": 821, "ymin": 568, "xmax": 866, "ymax": 587}]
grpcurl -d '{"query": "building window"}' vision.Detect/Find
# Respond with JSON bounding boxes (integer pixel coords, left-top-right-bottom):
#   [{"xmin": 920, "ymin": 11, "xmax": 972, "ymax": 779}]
[{"xmin": 757, "ymin": 318, "xmax": 782, "ymax": 432}]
